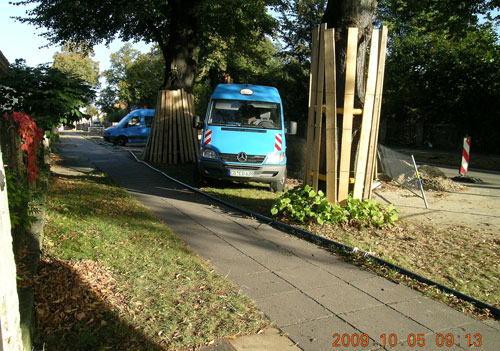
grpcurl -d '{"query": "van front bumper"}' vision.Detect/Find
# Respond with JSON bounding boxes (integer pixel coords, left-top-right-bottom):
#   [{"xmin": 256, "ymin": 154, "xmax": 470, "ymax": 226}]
[{"xmin": 198, "ymin": 160, "xmax": 286, "ymax": 183}]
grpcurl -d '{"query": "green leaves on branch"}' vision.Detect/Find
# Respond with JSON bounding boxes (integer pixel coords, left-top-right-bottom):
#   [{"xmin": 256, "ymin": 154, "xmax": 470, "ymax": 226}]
[
  {"xmin": 0, "ymin": 60, "xmax": 95, "ymax": 131},
  {"xmin": 271, "ymin": 185, "xmax": 398, "ymax": 228}
]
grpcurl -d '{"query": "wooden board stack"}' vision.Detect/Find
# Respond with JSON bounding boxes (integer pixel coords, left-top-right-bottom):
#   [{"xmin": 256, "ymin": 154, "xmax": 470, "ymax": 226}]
[
  {"xmin": 304, "ymin": 25, "xmax": 388, "ymax": 203},
  {"xmin": 144, "ymin": 89, "xmax": 199, "ymax": 164}
]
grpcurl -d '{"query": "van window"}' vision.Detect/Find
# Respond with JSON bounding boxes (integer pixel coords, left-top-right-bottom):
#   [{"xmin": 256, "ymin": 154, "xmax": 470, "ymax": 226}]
[
  {"xmin": 145, "ymin": 115, "xmax": 154, "ymax": 128},
  {"xmin": 208, "ymin": 100, "xmax": 281, "ymax": 130},
  {"xmin": 127, "ymin": 116, "xmax": 141, "ymax": 127}
]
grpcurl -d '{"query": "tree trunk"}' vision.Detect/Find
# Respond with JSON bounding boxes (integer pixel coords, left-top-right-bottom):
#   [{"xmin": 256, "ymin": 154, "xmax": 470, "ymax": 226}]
[
  {"xmin": 162, "ymin": 0, "xmax": 198, "ymax": 92},
  {"xmin": 322, "ymin": 0, "xmax": 377, "ymax": 108}
]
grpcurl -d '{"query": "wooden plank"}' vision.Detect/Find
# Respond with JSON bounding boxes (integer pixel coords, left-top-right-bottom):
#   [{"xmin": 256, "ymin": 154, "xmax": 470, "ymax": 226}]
[
  {"xmin": 338, "ymin": 27, "xmax": 358, "ymax": 202},
  {"xmin": 364, "ymin": 26, "xmax": 388, "ymax": 199},
  {"xmin": 324, "ymin": 28, "xmax": 337, "ymax": 203},
  {"xmin": 152, "ymin": 90, "xmax": 164, "ymax": 161},
  {"xmin": 145, "ymin": 91, "xmax": 160, "ymax": 161},
  {"xmin": 311, "ymin": 23, "xmax": 327, "ymax": 192},
  {"xmin": 316, "ymin": 106, "xmax": 362, "ymax": 115},
  {"xmin": 353, "ymin": 29, "xmax": 379, "ymax": 199},
  {"xmin": 166, "ymin": 90, "xmax": 173, "ymax": 163},
  {"xmin": 180, "ymin": 90, "xmax": 192, "ymax": 162},
  {"xmin": 185, "ymin": 92, "xmax": 198, "ymax": 162},
  {"xmin": 172, "ymin": 89, "xmax": 179, "ymax": 164},
  {"xmin": 184, "ymin": 91, "xmax": 195, "ymax": 161},
  {"xmin": 177, "ymin": 89, "xmax": 187, "ymax": 163},
  {"xmin": 187, "ymin": 92, "xmax": 199, "ymax": 156},
  {"xmin": 156, "ymin": 90, "xmax": 167, "ymax": 163},
  {"xmin": 304, "ymin": 27, "xmax": 320, "ymax": 186},
  {"xmin": 184, "ymin": 90, "xmax": 196, "ymax": 162}
]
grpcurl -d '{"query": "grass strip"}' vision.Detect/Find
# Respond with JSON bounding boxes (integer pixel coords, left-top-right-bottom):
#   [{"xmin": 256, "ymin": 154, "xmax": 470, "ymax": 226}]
[
  {"xmin": 152, "ymin": 161, "xmax": 499, "ymax": 318},
  {"xmin": 35, "ymin": 172, "xmax": 269, "ymax": 350}
]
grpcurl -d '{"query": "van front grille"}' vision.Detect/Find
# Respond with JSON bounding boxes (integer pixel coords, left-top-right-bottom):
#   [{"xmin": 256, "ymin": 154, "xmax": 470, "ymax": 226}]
[{"xmin": 220, "ymin": 153, "xmax": 265, "ymax": 164}]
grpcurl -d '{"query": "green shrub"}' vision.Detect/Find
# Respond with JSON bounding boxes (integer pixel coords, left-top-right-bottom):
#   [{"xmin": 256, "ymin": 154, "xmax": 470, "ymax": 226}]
[{"xmin": 270, "ymin": 185, "xmax": 398, "ymax": 228}]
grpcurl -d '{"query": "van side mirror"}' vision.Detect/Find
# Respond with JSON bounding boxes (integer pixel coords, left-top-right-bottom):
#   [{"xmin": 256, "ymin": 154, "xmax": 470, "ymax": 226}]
[
  {"xmin": 192, "ymin": 115, "xmax": 203, "ymax": 129},
  {"xmin": 286, "ymin": 121, "xmax": 297, "ymax": 136}
]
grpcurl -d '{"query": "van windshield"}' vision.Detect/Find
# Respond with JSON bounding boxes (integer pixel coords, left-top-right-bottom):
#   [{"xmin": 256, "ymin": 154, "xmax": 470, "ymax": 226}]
[{"xmin": 208, "ymin": 100, "xmax": 281, "ymax": 130}]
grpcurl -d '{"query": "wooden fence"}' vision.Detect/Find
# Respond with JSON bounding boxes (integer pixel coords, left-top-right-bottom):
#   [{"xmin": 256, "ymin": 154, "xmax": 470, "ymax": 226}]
[
  {"xmin": 304, "ymin": 25, "xmax": 388, "ymax": 203},
  {"xmin": 144, "ymin": 89, "xmax": 199, "ymax": 164}
]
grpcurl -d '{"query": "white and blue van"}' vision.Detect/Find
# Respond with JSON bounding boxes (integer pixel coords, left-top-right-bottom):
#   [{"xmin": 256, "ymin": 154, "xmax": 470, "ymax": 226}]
[
  {"xmin": 193, "ymin": 84, "xmax": 295, "ymax": 192},
  {"xmin": 104, "ymin": 109, "xmax": 155, "ymax": 146}
]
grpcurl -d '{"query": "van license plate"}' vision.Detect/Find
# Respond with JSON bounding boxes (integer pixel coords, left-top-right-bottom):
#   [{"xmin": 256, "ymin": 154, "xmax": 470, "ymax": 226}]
[{"xmin": 229, "ymin": 169, "xmax": 254, "ymax": 177}]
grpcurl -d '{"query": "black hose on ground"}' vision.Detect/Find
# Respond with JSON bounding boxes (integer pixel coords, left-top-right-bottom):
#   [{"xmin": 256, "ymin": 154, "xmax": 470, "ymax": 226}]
[{"xmin": 129, "ymin": 151, "xmax": 500, "ymax": 319}]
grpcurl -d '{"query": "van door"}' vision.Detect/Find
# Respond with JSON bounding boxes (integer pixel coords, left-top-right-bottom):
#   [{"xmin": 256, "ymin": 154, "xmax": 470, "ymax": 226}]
[{"xmin": 124, "ymin": 113, "xmax": 153, "ymax": 144}]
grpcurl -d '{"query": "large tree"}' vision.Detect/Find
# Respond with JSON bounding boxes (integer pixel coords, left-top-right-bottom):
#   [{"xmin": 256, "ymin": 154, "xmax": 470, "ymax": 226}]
[
  {"xmin": 378, "ymin": 0, "xmax": 500, "ymax": 151},
  {"xmin": 14, "ymin": 0, "xmax": 280, "ymax": 92},
  {"xmin": 103, "ymin": 44, "xmax": 164, "ymax": 110},
  {"xmin": 322, "ymin": 0, "xmax": 378, "ymax": 106},
  {"xmin": 53, "ymin": 42, "xmax": 100, "ymax": 87}
]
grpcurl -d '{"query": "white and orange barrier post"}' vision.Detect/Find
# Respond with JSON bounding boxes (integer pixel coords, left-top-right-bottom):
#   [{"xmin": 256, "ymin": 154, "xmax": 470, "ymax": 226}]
[{"xmin": 460, "ymin": 136, "xmax": 471, "ymax": 176}]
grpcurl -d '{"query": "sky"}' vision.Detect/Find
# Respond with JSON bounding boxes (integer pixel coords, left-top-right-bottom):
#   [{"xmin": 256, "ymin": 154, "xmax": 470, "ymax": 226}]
[{"xmin": 0, "ymin": 1, "xmax": 152, "ymax": 73}]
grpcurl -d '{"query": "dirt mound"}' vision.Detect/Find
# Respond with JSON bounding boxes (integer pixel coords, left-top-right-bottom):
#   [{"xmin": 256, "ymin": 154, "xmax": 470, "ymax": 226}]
[
  {"xmin": 419, "ymin": 165, "xmax": 466, "ymax": 192},
  {"xmin": 378, "ymin": 165, "xmax": 466, "ymax": 193}
]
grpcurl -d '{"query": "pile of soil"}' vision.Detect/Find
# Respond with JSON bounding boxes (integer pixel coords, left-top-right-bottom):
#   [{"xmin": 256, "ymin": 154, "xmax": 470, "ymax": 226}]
[
  {"xmin": 378, "ymin": 165, "xmax": 466, "ymax": 193},
  {"xmin": 418, "ymin": 165, "xmax": 466, "ymax": 192}
]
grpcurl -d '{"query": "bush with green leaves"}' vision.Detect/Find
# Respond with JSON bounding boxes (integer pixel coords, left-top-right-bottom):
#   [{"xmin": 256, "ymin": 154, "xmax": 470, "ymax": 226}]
[{"xmin": 270, "ymin": 185, "xmax": 398, "ymax": 228}]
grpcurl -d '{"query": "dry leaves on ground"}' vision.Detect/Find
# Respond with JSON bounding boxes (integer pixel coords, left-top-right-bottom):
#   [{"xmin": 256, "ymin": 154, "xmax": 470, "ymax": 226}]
[{"xmin": 33, "ymin": 254, "xmax": 131, "ymax": 335}]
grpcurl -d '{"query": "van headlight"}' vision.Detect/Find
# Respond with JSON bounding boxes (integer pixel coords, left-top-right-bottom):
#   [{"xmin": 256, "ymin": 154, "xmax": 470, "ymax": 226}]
[
  {"xmin": 201, "ymin": 148, "xmax": 218, "ymax": 160},
  {"xmin": 265, "ymin": 152, "xmax": 285, "ymax": 164}
]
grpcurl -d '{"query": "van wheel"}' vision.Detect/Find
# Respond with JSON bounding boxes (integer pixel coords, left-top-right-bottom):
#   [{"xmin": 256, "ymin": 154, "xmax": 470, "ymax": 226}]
[
  {"xmin": 193, "ymin": 164, "xmax": 209, "ymax": 187},
  {"xmin": 270, "ymin": 171, "xmax": 287, "ymax": 193},
  {"xmin": 115, "ymin": 136, "xmax": 127, "ymax": 146}
]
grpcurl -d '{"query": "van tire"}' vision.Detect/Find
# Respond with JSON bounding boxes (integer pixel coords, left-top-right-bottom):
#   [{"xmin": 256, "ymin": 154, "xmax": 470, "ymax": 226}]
[
  {"xmin": 115, "ymin": 136, "xmax": 127, "ymax": 146},
  {"xmin": 193, "ymin": 164, "xmax": 208, "ymax": 187},
  {"xmin": 270, "ymin": 170, "xmax": 287, "ymax": 193}
]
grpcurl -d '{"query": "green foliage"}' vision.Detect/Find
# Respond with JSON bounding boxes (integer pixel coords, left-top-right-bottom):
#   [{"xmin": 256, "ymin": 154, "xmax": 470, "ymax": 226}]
[
  {"xmin": 13, "ymin": 0, "xmax": 279, "ymax": 91},
  {"xmin": 4, "ymin": 171, "xmax": 39, "ymax": 229},
  {"xmin": 0, "ymin": 60, "xmax": 95, "ymax": 131},
  {"xmin": 271, "ymin": 185, "xmax": 398, "ymax": 228},
  {"xmin": 102, "ymin": 44, "xmax": 164, "ymax": 110},
  {"xmin": 53, "ymin": 42, "xmax": 100, "ymax": 87},
  {"xmin": 378, "ymin": 0, "xmax": 500, "ymax": 152},
  {"xmin": 105, "ymin": 109, "xmax": 128, "ymax": 123}
]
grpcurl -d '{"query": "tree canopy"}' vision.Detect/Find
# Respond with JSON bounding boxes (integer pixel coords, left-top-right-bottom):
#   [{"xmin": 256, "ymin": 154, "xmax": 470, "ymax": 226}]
[
  {"xmin": 52, "ymin": 43, "xmax": 100, "ymax": 88},
  {"xmin": 14, "ymin": 0, "xmax": 280, "ymax": 91},
  {"xmin": 378, "ymin": 0, "xmax": 500, "ymax": 151},
  {"xmin": 0, "ymin": 60, "xmax": 95, "ymax": 131}
]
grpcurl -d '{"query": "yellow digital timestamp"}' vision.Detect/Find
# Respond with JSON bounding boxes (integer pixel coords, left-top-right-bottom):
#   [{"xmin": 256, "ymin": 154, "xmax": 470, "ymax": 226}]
[{"xmin": 332, "ymin": 332, "xmax": 483, "ymax": 348}]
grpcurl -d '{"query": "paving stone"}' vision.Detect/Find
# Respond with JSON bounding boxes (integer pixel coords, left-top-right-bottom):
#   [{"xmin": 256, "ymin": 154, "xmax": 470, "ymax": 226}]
[
  {"xmin": 305, "ymin": 282, "xmax": 383, "ymax": 314},
  {"xmin": 210, "ymin": 255, "xmax": 268, "ymax": 278},
  {"xmin": 250, "ymin": 251, "xmax": 311, "ymax": 271},
  {"xmin": 283, "ymin": 316, "xmax": 383, "ymax": 351},
  {"xmin": 228, "ymin": 327, "xmax": 301, "ymax": 351},
  {"xmin": 221, "ymin": 234, "xmax": 285, "ymax": 257},
  {"xmin": 440, "ymin": 321, "xmax": 500, "ymax": 351},
  {"xmin": 390, "ymin": 297, "xmax": 474, "ymax": 332},
  {"xmin": 312, "ymin": 259, "xmax": 376, "ymax": 282},
  {"xmin": 483, "ymin": 319, "xmax": 500, "ymax": 332},
  {"xmin": 177, "ymin": 232, "xmax": 244, "ymax": 261},
  {"xmin": 231, "ymin": 271, "xmax": 296, "ymax": 299},
  {"xmin": 341, "ymin": 305, "xmax": 432, "ymax": 347},
  {"xmin": 256, "ymin": 291, "xmax": 332, "ymax": 327},
  {"xmin": 350, "ymin": 277, "xmax": 421, "ymax": 304},
  {"xmin": 275, "ymin": 266, "xmax": 342, "ymax": 290}
]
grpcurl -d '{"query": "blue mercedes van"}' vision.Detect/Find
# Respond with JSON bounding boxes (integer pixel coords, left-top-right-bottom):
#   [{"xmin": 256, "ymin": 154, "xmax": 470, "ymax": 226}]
[
  {"xmin": 193, "ymin": 84, "xmax": 295, "ymax": 192},
  {"xmin": 104, "ymin": 109, "xmax": 155, "ymax": 146}
]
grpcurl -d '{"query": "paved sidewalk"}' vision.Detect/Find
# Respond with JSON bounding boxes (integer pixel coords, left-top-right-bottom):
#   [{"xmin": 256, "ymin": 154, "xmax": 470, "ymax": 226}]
[{"xmin": 53, "ymin": 132, "xmax": 500, "ymax": 351}]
